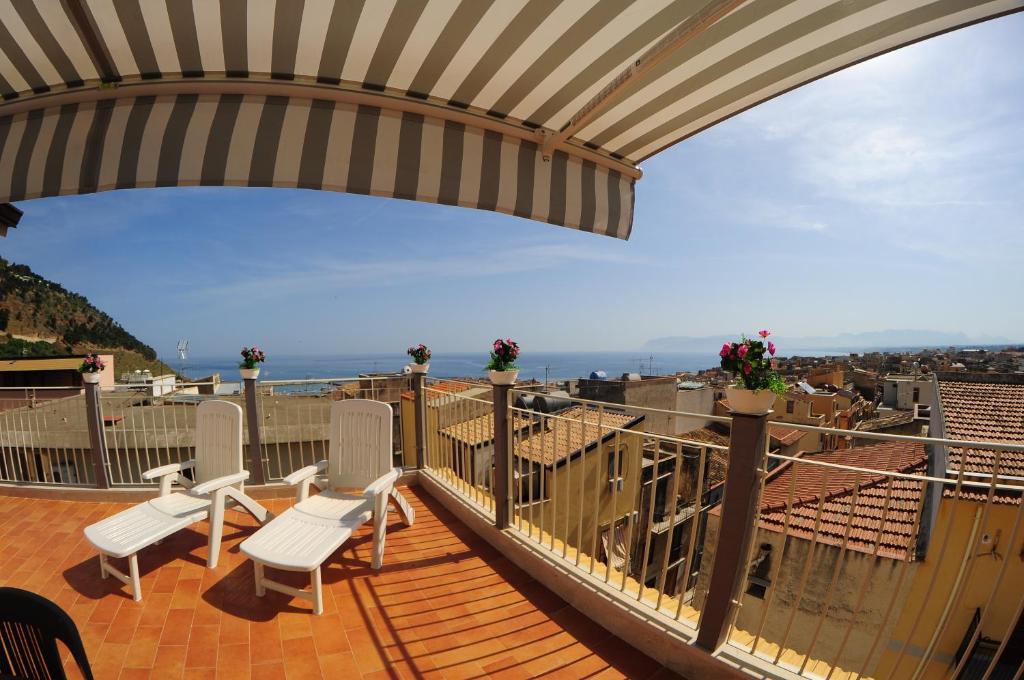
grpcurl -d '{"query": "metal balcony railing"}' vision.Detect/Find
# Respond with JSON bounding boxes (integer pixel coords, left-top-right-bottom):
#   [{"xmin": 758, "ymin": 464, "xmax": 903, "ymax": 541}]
[
  {"xmin": 2, "ymin": 373, "xmax": 1023, "ymax": 679},
  {"xmin": 414, "ymin": 377, "xmax": 1024, "ymax": 680}
]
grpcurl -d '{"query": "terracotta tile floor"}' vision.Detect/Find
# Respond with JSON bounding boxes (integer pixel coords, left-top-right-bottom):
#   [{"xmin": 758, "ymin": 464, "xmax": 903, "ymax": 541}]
[{"xmin": 0, "ymin": 485, "xmax": 683, "ymax": 679}]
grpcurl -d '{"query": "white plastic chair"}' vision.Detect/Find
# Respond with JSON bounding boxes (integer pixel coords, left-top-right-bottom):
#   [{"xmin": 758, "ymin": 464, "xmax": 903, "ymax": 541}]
[
  {"xmin": 84, "ymin": 400, "xmax": 271, "ymax": 601},
  {"xmin": 239, "ymin": 399, "xmax": 414, "ymax": 614}
]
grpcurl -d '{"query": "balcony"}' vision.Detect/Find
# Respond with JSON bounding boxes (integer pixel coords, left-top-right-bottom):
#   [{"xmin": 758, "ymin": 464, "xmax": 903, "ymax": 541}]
[
  {"xmin": 0, "ymin": 486, "xmax": 696, "ymax": 679},
  {"xmin": 1, "ymin": 373, "xmax": 1023, "ymax": 679}
]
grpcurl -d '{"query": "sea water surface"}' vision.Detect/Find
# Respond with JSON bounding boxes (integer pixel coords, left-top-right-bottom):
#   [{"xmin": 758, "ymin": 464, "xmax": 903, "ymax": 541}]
[{"xmin": 178, "ymin": 352, "xmax": 725, "ymax": 383}]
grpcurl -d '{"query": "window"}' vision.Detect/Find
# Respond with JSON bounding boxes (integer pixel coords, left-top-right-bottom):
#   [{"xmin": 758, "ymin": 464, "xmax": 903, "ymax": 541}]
[
  {"xmin": 786, "ymin": 400, "xmax": 794, "ymax": 414},
  {"xmin": 745, "ymin": 543, "xmax": 773, "ymax": 599},
  {"xmin": 955, "ymin": 607, "xmax": 1024, "ymax": 678},
  {"xmin": 913, "ymin": 387, "xmax": 920, "ymax": 403},
  {"xmin": 608, "ymin": 447, "xmax": 625, "ymax": 479}
]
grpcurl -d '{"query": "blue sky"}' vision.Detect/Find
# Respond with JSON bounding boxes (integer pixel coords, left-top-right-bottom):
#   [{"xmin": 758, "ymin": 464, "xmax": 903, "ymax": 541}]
[{"xmin": 3, "ymin": 14, "xmax": 1023, "ymax": 360}]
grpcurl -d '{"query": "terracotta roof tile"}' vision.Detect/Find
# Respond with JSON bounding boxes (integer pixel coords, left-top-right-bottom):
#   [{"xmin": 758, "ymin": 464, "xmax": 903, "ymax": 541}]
[
  {"xmin": 441, "ymin": 412, "xmax": 531, "ymax": 446},
  {"xmin": 680, "ymin": 427, "xmax": 730, "ymax": 448},
  {"xmin": 515, "ymin": 406, "xmax": 639, "ymax": 467},
  {"xmin": 937, "ymin": 375, "xmax": 1024, "ymax": 504},
  {"xmin": 769, "ymin": 426, "xmax": 803, "ymax": 447},
  {"xmin": 757, "ymin": 441, "xmax": 928, "ymax": 561}
]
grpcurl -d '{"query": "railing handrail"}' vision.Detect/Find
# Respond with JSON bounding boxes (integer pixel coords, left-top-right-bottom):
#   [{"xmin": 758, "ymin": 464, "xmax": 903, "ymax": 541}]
[
  {"xmin": 765, "ymin": 452, "xmax": 1024, "ymax": 491},
  {"xmin": 767, "ymin": 419, "xmax": 1024, "ymax": 453}
]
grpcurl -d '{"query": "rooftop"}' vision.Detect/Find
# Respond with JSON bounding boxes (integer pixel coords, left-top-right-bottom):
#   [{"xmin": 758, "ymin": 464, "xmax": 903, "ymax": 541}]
[
  {"xmin": 0, "ymin": 486, "xmax": 681, "ymax": 680},
  {"xmin": 441, "ymin": 412, "xmax": 532, "ymax": 447},
  {"xmin": 756, "ymin": 441, "xmax": 928, "ymax": 561},
  {"xmin": 937, "ymin": 373, "xmax": 1024, "ymax": 503},
  {"xmin": 514, "ymin": 406, "xmax": 640, "ymax": 467}
]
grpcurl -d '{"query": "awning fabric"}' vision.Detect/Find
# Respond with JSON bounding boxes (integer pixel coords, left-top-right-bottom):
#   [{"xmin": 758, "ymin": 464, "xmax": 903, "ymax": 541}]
[{"xmin": 0, "ymin": 0, "xmax": 1020, "ymax": 239}]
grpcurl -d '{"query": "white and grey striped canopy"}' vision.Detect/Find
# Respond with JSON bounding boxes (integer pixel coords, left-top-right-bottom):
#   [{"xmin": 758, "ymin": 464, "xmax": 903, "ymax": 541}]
[{"xmin": 0, "ymin": 0, "xmax": 1020, "ymax": 239}]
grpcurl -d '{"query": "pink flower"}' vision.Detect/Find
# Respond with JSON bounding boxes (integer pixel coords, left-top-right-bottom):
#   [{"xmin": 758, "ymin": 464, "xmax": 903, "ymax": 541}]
[
  {"xmin": 759, "ymin": 330, "xmax": 770, "ymax": 338},
  {"xmin": 719, "ymin": 343, "xmax": 730, "ymax": 358},
  {"xmin": 737, "ymin": 344, "xmax": 748, "ymax": 359},
  {"xmin": 768, "ymin": 341, "xmax": 776, "ymax": 356},
  {"xmin": 743, "ymin": 362, "xmax": 752, "ymax": 375}
]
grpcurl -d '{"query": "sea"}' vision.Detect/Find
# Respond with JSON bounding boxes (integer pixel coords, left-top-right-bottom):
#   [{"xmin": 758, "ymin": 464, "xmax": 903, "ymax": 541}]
[{"xmin": 177, "ymin": 352, "xmax": 736, "ymax": 383}]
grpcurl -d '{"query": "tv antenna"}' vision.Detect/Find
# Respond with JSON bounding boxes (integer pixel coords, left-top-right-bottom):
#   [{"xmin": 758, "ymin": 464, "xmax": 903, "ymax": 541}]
[{"xmin": 176, "ymin": 339, "xmax": 189, "ymax": 378}]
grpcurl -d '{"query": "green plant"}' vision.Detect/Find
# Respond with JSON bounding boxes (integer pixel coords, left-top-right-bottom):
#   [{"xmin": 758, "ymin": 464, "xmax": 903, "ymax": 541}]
[
  {"xmin": 407, "ymin": 344, "xmax": 431, "ymax": 365},
  {"xmin": 486, "ymin": 338, "xmax": 520, "ymax": 372},
  {"xmin": 78, "ymin": 353, "xmax": 105, "ymax": 374},
  {"xmin": 719, "ymin": 330, "xmax": 786, "ymax": 395},
  {"xmin": 239, "ymin": 346, "xmax": 266, "ymax": 369}
]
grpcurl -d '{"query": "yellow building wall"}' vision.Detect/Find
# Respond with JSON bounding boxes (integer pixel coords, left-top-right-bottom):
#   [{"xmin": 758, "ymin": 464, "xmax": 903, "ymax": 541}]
[
  {"xmin": 874, "ymin": 500, "xmax": 1024, "ymax": 679},
  {"xmin": 524, "ymin": 428, "xmax": 643, "ymax": 557}
]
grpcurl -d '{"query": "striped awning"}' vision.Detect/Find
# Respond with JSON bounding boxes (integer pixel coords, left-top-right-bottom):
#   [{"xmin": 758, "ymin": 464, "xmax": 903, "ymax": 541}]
[{"xmin": 0, "ymin": 0, "xmax": 1020, "ymax": 239}]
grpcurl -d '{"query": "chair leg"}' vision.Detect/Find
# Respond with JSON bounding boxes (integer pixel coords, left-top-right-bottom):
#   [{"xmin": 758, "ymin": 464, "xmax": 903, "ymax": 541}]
[
  {"xmin": 371, "ymin": 493, "xmax": 388, "ymax": 570},
  {"xmin": 99, "ymin": 553, "xmax": 108, "ymax": 579},
  {"xmin": 129, "ymin": 554, "xmax": 141, "ymax": 602},
  {"xmin": 207, "ymin": 488, "xmax": 226, "ymax": 568},
  {"xmin": 312, "ymin": 567, "xmax": 323, "ymax": 615},
  {"xmin": 254, "ymin": 561, "xmax": 265, "ymax": 597}
]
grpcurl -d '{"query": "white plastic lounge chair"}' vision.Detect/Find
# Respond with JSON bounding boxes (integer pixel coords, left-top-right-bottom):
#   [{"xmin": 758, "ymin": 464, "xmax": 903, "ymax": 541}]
[
  {"xmin": 84, "ymin": 400, "xmax": 271, "ymax": 601},
  {"xmin": 240, "ymin": 399, "xmax": 414, "ymax": 615}
]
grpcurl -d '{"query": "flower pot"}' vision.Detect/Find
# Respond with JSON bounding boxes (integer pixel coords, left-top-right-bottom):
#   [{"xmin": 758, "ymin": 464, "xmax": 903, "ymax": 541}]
[
  {"xmin": 489, "ymin": 369, "xmax": 519, "ymax": 385},
  {"xmin": 240, "ymin": 367, "xmax": 261, "ymax": 380},
  {"xmin": 409, "ymin": 363, "xmax": 429, "ymax": 374},
  {"xmin": 725, "ymin": 386, "xmax": 777, "ymax": 415},
  {"xmin": 81, "ymin": 372, "xmax": 101, "ymax": 384}
]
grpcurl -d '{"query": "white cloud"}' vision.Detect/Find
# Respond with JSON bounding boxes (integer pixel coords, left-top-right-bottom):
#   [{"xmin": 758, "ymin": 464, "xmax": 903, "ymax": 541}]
[{"xmin": 188, "ymin": 242, "xmax": 644, "ymax": 300}]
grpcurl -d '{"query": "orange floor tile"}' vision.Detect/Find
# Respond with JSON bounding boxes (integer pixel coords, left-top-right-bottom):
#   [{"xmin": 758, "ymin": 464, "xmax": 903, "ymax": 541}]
[{"xmin": 0, "ymin": 485, "xmax": 683, "ymax": 679}]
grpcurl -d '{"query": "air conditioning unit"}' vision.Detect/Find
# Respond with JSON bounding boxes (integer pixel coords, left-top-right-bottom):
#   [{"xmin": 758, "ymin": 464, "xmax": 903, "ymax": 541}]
[{"xmin": 608, "ymin": 477, "xmax": 625, "ymax": 492}]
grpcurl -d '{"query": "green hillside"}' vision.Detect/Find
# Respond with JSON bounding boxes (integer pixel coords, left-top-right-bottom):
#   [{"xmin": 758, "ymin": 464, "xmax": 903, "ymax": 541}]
[{"xmin": 0, "ymin": 257, "xmax": 175, "ymax": 376}]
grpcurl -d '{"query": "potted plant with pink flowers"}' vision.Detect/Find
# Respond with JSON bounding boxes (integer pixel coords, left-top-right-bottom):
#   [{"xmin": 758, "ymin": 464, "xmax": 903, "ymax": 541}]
[
  {"xmin": 487, "ymin": 338, "xmax": 520, "ymax": 385},
  {"xmin": 78, "ymin": 354, "xmax": 105, "ymax": 384},
  {"xmin": 407, "ymin": 343, "xmax": 431, "ymax": 373},
  {"xmin": 239, "ymin": 346, "xmax": 265, "ymax": 380},
  {"xmin": 719, "ymin": 330, "xmax": 786, "ymax": 414}
]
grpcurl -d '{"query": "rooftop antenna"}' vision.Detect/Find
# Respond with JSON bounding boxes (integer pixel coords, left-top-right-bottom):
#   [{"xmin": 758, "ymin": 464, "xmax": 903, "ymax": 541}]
[{"xmin": 176, "ymin": 339, "xmax": 189, "ymax": 379}]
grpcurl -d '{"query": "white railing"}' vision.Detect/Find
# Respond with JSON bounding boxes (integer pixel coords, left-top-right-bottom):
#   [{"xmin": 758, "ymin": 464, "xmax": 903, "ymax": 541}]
[
  {"xmin": 0, "ymin": 388, "xmax": 93, "ymax": 485},
  {"xmin": 0, "ymin": 376, "xmax": 411, "ymax": 486}
]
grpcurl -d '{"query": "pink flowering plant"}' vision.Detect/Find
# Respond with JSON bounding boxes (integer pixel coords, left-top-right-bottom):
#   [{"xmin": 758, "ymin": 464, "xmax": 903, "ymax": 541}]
[
  {"xmin": 407, "ymin": 343, "xmax": 431, "ymax": 365},
  {"xmin": 486, "ymin": 338, "xmax": 520, "ymax": 372},
  {"xmin": 239, "ymin": 346, "xmax": 266, "ymax": 370},
  {"xmin": 719, "ymin": 330, "xmax": 786, "ymax": 394},
  {"xmin": 78, "ymin": 353, "xmax": 105, "ymax": 374}
]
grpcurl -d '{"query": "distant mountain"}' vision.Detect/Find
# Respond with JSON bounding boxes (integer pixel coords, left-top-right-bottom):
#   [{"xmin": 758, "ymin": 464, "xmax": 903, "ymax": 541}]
[
  {"xmin": 0, "ymin": 256, "xmax": 174, "ymax": 375},
  {"xmin": 644, "ymin": 330, "xmax": 1015, "ymax": 354}
]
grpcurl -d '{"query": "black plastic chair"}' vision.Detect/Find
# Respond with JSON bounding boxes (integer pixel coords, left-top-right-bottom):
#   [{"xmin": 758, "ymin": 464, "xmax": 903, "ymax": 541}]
[{"xmin": 0, "ymin": 587, "xmax": 93, "ymax": 680}]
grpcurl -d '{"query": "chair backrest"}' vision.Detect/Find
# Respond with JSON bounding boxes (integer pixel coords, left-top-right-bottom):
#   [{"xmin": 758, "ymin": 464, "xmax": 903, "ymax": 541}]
[
  {"xmin": 0, "ymin": 587, "xmax": 94, "ymax": 680},
  {"xmin": 326, "ymin": 399, "xmax": 393, "ymax": 490},
  {"xmin": 194, "ymin": 400, "xmax": 244, "ymax": 485}
]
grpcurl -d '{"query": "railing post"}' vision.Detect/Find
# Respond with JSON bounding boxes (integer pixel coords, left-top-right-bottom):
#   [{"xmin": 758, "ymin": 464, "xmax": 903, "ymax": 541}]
[
  {"xmin": 83, "ymin": 382, "xmax": 110, "ymax": 489},
  {"xmin": 243, "ymin": 377, "xmax": 266, "ymax": 485},
  {"xmin": 696, "ymin": 410, "xmax": 769, "ymax": 652},
  {"xmin": 412, "ymin": 372, "xmax": 426, "ymax": 470},
  {"xmin": 492, "ymin": 382, "xmax": 513, "ymax": 530}
]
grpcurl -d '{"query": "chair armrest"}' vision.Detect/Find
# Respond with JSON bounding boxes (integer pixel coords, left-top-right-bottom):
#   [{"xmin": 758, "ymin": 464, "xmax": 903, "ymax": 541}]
[
  {"xmin": 189, "ymin": 470, "xmax": 250, "ymax": 496},
  {"xmin": 363, "ymin": 468, "xmax": 401, "ymax": 498},
  {"xmin": 283, "ymin": 460, "xmax": 328, "ymax": 486},
  {"xmin": 142, "ymin": 459, "xmax": 195, "ymax": 480}
]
